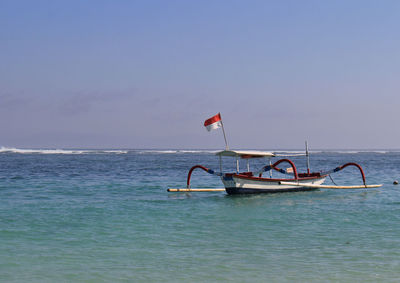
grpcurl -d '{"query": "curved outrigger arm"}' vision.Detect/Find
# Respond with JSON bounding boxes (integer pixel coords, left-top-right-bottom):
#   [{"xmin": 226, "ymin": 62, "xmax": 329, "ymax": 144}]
[
  {"xmin": 186, "ymin": 165, "xmax": 222, "ymax": 188},
  {"xmin": 320, "ymin": 162, "xmax": 366, "ymax": 186},
  {"xmin": 257, "ymin": 158, "xmax": 299, "ymax": 179}
]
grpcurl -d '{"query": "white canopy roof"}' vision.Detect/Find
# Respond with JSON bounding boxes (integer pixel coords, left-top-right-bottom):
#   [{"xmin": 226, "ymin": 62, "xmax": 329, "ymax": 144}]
[{"xmin": 216, "ymin": 150, "xmax": 275, "ymax": 158}]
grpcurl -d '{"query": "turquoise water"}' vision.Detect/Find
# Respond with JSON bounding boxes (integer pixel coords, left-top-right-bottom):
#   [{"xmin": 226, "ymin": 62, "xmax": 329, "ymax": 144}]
[{"xmin": 1, "ymin": 149, "xmax": 400, "ymax": 282}]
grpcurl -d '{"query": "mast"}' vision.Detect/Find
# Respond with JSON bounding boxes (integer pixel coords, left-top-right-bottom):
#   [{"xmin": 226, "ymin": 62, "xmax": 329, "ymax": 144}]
[{"xmin": 305, "ymin": 141, "xmax": 310, "ymax": 174}]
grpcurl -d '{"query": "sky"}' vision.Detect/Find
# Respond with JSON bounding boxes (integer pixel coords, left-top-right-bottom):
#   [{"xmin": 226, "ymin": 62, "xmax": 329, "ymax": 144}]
[{"xmin": 1, "ymin": 0, "xmax": 400, "ymax": 149}]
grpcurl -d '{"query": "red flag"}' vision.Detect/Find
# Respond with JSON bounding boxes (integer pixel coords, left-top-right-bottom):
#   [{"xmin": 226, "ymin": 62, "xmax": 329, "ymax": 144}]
[{"xmin": 204, "ymin": 113, "xmax": 222, "ymax": 131}]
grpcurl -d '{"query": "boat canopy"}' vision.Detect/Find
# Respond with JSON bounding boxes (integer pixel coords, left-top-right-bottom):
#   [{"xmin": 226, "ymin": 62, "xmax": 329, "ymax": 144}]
[{"xmin": 216, "ymin": 150, "xmax": 275, "ymax": 158}]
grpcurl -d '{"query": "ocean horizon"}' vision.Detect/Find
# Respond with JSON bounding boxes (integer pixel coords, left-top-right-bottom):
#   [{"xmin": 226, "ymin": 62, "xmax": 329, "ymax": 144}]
[{"xmin": 2, "ymin": 146, "xmax": 400, "ymax": 153}]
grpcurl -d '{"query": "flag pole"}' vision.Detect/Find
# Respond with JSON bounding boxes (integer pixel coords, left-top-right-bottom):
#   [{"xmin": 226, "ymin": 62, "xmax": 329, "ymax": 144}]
[{"xmin": 220, "ymin": 114, "xmax": 229, "ymax": 150}]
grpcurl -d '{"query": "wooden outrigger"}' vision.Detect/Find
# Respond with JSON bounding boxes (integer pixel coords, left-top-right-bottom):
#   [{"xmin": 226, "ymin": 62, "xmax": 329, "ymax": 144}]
[
  {"xmin": 278, "ymin": 181, "xmax": 382, "ymax": 189},
  {"xmin": 167, "ymin": 188, "xmax": 226, "ymax": 192}
]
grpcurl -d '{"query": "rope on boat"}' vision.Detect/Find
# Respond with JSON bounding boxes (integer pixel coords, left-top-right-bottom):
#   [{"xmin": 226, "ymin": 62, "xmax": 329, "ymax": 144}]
[{"xmin": 329, "ymin": 174, "xmax": 338, "ymax": 186}]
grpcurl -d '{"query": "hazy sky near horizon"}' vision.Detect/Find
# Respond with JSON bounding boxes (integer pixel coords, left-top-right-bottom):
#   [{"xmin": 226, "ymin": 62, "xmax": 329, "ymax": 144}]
[{"xmin": 1, "ymin": 0, "xmax": 400, "ymax": 149}]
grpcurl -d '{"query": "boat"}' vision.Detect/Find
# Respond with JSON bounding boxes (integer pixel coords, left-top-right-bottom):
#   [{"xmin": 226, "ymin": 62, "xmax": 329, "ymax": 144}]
[
  {"xmin": 217, "ymin": 150, "xmax": 327, "ymax": 194},
  {"xmin": 168, "ymin": 149, "xmax": 382, "ymax": 194},
  {"xmin": 168, "ymin": 113, "xmax": 382, "ymax": 194}
]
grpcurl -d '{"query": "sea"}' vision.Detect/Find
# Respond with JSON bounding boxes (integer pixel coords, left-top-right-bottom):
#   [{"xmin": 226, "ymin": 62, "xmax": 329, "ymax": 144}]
[{"xmin": 1, "ymin": 147, "xmax": 400, "ymax": 282}]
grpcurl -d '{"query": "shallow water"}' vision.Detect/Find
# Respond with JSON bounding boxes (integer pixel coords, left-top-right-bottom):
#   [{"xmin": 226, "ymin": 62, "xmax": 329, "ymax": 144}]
[{"xmin": 1, "ymin": 149, "xmax": 400, "ymax": 282}]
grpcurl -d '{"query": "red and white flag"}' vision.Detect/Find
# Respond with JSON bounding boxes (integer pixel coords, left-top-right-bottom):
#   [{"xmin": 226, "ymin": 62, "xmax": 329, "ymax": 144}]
[{"xmin": 204, "ymin": 113, "xmax": 222, "ymax": 131}]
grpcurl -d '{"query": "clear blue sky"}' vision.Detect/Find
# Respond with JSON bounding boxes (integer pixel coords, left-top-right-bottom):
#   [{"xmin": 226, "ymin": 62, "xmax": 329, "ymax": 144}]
[{"xmin": 1, "ymin": 0, "xmax": 399, "ymax": 149}]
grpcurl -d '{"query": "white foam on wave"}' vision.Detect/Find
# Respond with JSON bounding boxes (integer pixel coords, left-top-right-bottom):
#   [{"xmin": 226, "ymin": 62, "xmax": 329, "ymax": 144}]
[
  {"xmin": 0, "ymin": 147, "xmax": 85, "ymax": 154},
  {"xmin": 137, "ymin": 150, "xmax": 178, "ymax": 154},
  {"xmin": 101, "ymin": 150, "xmax": 129, "ymax": 154},
  {"xmin": 0, "ymin": 147, "xmax": 128, "ymax": 154},
  {"xmin": 179, "ymin": 150, "xmax": 220, "ymax": 154},
  {"xmin": 137, "ymin": 150, "xmax": 219, "ymax": 154}
]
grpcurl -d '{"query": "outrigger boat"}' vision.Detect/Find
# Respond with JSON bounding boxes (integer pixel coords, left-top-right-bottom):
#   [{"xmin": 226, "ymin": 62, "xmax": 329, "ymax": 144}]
[
  {"xmin": 168, "ymin": 113, "xmax": 382, "ymax": 194},
  {"xmin": 168, "ymin": 149, "xmax": 382, "ymax": 194}
]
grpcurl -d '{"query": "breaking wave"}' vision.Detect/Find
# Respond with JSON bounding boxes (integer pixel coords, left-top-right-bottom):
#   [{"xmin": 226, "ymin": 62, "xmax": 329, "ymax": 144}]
[
  {"xmin": 0, "ymin": 147, "xmax": 128, "ymax": 154},
  {"xmin": 137, "ymin": 150, "xmax": 220, "ymax": 154},
  {"xmin": 137, "ymin": 149, "xmax": 395, "ymax": 155}
]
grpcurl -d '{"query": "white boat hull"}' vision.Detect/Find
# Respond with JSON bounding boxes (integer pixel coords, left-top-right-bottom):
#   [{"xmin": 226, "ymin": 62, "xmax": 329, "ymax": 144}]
[{"xmin": 221, "ymin": 174, "xmax": 326, "ymax": 194}]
